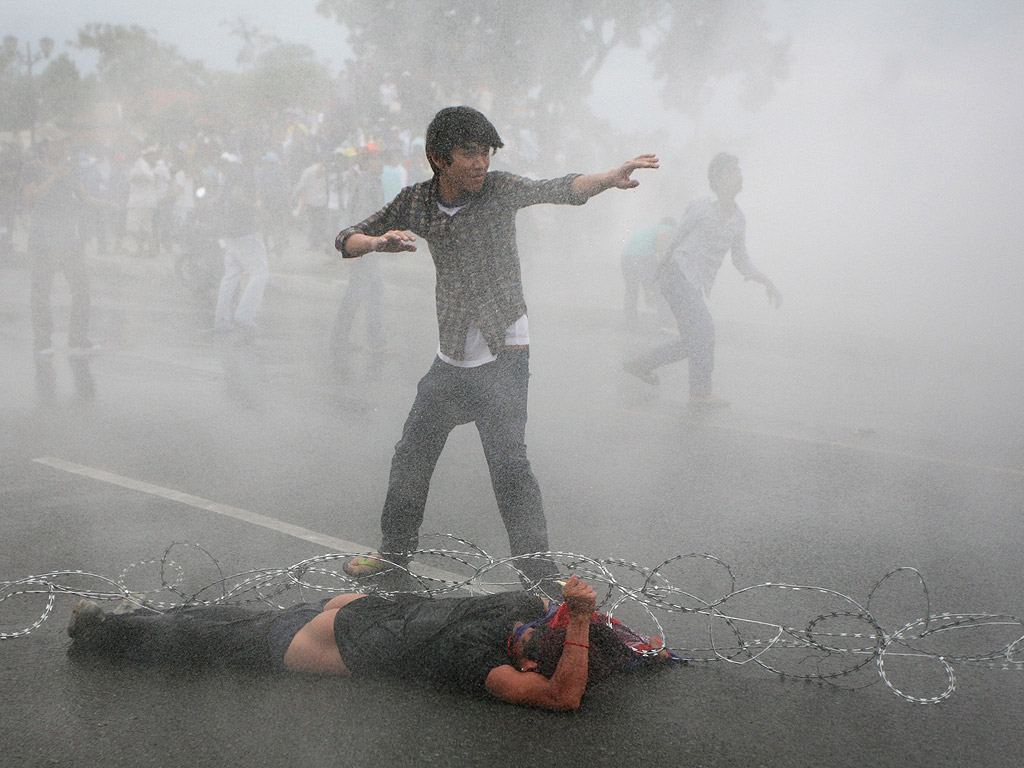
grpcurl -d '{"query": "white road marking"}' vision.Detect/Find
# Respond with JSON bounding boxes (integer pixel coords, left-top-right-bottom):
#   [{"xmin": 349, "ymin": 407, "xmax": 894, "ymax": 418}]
[
  {"xmin": 614, "ymin": 406, "xmax": 1024, "ymax": 478},
  {"xmin": 32, "ymin": 456, "xmax": 471, "ymax": 586}
]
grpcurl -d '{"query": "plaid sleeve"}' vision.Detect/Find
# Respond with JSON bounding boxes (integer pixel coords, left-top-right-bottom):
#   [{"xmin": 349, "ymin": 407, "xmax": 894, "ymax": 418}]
[
  {"xmin": 334, "ymin": 184, "xmax": 417, "ymax": 258},
  {"xmin": 491, "ymin": 171, "xmax": 589, "ymax": 209}
]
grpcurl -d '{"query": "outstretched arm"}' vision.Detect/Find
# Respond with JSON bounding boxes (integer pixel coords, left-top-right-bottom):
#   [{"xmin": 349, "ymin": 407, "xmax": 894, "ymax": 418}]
[
  {"xmin": 571, "ymin": 155, "xmax": 660, "ymax": 199},
  {"xmin": 339, "ymin": 230, "xmax": 417, "ymax": 257},
  {"xmin": 729, "ymin": 222, "xmax": 782, "ymax": 308},
  {"xmin": 485, "ymin": 575, "xmax": 596, "ymax": 711}
]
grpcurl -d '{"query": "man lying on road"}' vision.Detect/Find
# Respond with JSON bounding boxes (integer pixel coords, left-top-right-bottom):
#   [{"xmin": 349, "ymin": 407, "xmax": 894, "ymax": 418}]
[{"xmin": 67, "ymin": 575, "xmax": 676, "ymax": 711}]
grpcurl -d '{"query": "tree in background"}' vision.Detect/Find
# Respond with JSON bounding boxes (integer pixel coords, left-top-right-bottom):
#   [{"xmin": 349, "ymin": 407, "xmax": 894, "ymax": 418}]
[
  {"xmin": 648, "ymin": 1, "xmax": 790, "ymax": 114},
  {"xmin": 71, "ymin": 21, "xmax": 334, "ymax": 152},
  {"xmin": 315, "ymin": 0, "xmax": 790, "ymax": 161},
  {"xmin": 1, "ymin": 39, "xmax": 89, "ymax": 135},
  {"xmin": 73, "ymin": 23, "xmax": 210, "ymax": 117},
  {"xmin": 35, "ymin": 54, "xmax": 90, "ymax": 126},
  {"xmin": 226, "ymin": 17, "xmax": 334, "ymax": 116}
]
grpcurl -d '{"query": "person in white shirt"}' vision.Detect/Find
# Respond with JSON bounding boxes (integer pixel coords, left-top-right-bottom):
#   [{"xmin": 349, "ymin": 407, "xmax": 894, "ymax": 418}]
[
  {"xmin": 125, "ymin": 146, "xmax": 159, "ymax": 257},
  {"xmin": 624, "ymin": 153, "xmax": 782, "ymax": 408}
]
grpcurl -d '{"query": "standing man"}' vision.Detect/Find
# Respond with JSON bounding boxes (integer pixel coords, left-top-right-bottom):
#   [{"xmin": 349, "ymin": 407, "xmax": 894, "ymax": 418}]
[
  {"xmin": 330, "ymin": 145, "xmax": 388, "ymax": 362},
  {"xmin": 336, "ymin": 106, "xmax": 657, "ymax": 587},
  {"xmin": 624, "ymin": 153, "xmax": 782, "ymax": 407},
  {"xmin": 124, "ymin": 146, "xmax": 159, "ymax": 258},
  {"xmin": 24, "ymin": 131, "xmax": 114, "ymax": 358},
  {"xmin": 213, "ymin": 153, "xmax": 269, "ymax": 339},
  {"xmin": 620, "ymin": 216, "xmax": 676, "ymax": 333}
]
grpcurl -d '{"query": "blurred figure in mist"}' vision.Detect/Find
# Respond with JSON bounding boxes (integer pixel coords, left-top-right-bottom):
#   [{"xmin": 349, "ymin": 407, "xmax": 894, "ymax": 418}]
[
  {"xmin": 255, "ymin": 151, "xmax": 290, "ymax": 258},
  {"xmin": 330, "ymin": 145, "xmax": 388, "ymax": 365},
  {"xmin": 77, "ymin": 149, "xmax": 109, "ymax": 256},
  {"xmin": 124, "ymin": 145, "xmax": 160, "ymax": 258},
  {"xmin": 170, "ymin": 149, "xmax": 198, "ymax": 251},
  {"xmin": 624, "ymin": 153, "xmax": 781, "ymax": 408},
  {"xmin": 292, "ymin": 150, "xmax": 343, "ymax": 257},
  {"xmin": 380, "ymin": 146, "xmax": 408, "ymax": 201},
  {"xmin": 0, "ymin": 144, "xmax": 23, "ymax": 263},
  {"xmin": 23, "ymin": 128, "xmax": 113, "ymax": 401},
  {"xmin": 620, "ymin": 216, "xmax": 675, "ymax": 333},
  {"xmin": 152, "ymin": 148, "xmax": 173, "ymax": 254},
  {"xmin": 212, "ymin": 152, "xmax": 268, "ymax": 340}
]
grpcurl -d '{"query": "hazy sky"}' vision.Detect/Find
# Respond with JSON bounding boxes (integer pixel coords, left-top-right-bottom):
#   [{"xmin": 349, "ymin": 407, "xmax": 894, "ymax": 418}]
[{"xmin": 1, "ymin": 0, "xmax": 354, "ymax": 73}]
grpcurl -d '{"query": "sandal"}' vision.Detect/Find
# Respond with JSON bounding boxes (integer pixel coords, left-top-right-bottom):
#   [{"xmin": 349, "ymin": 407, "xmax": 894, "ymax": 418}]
[{"xmin": 344, "ymin": 554, "xmax": 395, "ymax": 577}]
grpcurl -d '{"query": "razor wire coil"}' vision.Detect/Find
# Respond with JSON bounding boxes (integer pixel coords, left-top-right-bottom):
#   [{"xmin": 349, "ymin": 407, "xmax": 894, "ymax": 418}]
[{"xmin": 2, "ymin": 534, "xmax": 1022, "ymax": 704}]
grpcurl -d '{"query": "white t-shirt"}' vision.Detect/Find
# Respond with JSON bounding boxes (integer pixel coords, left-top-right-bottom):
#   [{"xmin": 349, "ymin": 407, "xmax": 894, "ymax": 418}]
[{"xmin": 433, "ymin": 199, "xmax": 530, "ymax": 368}]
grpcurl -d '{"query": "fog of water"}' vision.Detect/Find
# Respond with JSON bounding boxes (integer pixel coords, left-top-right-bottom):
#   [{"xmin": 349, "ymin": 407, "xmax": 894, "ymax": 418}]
[
  {"xmin": 4, "ymin": 1, "xmax": 1023, "ymax": 459},
  {"xmin": 578, "ymin": 1, "xmax": 1024, "ymax": 454},
  {"xmin": 2, "ymin": 8, "xmax": 1024, "ymax": 756}
]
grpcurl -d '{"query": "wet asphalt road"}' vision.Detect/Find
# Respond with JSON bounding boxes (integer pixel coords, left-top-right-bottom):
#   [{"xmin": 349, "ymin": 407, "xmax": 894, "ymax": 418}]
[{"xmin": 1, "ymin": 242, "xmax": 1022, "ymax": 768}]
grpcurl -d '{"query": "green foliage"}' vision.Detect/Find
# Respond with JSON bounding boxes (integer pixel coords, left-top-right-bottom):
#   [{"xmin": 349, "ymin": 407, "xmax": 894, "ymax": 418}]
[
  {"xmin": 647, "ymin": 0, "xmax": 791, "ymax": 112},
  {"xmin": 0, "ymin": 47, "xmax": 90, "ymax": 131},
  {"xmin": 73, "ymin": 24, "xmax": 211, "ymax": 112},
  {"xmin": 315, "ymin": 0, "xmax": 790, "ymax": 122},
  {"xmin": 239, "ymin": 43, "xmax": 333, "ymax": 115},
  {"xmin": 36, "ymin": 54, "xmax": 89, "ymax": 122},
  {"xmin": 3, "ymin": 5, "xmax": 789, "ymax": 150}
]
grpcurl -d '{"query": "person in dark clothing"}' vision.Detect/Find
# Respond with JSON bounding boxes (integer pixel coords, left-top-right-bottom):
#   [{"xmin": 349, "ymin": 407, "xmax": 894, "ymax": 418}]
[
  {"xmin": 330, "ymin": 145, "xmax": 388, "ymax": 361},
  {"xmin": 24, "ymin": 131, "xmax": 117, "ymax": 360},
  {"xmin": 623, "ymin": 153, "xmax": 782, "ymax": 408},
  {"xmin": 213, "ymin": 152, "xmax": 268, "ymax": 336},
  {"xmin": 335, "ymin": 106, "xmax": 658, "ymax": 587},
  {"xmin": 66, "ymin": 576, "xmax": 671, "ymax": 710}
]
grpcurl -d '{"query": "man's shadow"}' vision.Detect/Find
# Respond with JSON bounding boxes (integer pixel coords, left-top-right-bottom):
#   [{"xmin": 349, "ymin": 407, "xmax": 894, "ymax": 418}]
[{"xmin": 35, "ymin": 353, "xmax": 96, "ymax": 406}]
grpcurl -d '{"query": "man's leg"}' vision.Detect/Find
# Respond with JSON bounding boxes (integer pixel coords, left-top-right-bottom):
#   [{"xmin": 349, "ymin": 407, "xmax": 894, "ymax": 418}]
[
  {"xmin": 622, "ymin": 265, "xmax": 641, "ymax": 329},
  {"xmin": 231, "ymin": 233, "xmax": 269, "ymax": 329},
  {"xmin": 62, "ymin": 250, "xmax": 92, "ymax": 348},
  {"xmin": 682, "ymin": 285, "xmax": 715, "ymax": 397},
  {"xmin": 626, "ymin": 263, "xmax": 712, "ymax": 390},
  {"xmin": 330, "ymin": 267, "xmax": 368, "ymax": 354},
  {"xmin": 30, "ymin": 246, "xmax": 57, "ymax": 353},
  {"xmin": 378, "ymin": 358, "xmax": 464, "ymax": 561},
  {"xmin": 363, "ymin": 259, "xmax": 386, "ymax": 350},
  {"xmin": 475, "ymin": 350, "xmax": 557, "ymax": 583},
  {"xmin": 34, "ymin": 356, "xmax": 56, "ymax": 405},
  {"xmin": 214, "ymin": 247, "xmax": 243, "ymax": 331},
  {"xmin": 68, "ymin": 604, "xmax": 276, "ymax": 668},
  {"xmin": 308, "ymin": 206, "xmax": 326, "ymax": 249}
]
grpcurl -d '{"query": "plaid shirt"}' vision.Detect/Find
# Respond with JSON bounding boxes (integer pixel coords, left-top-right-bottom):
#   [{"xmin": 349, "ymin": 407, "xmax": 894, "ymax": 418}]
[{"xmin": 336, "ymin": 171, "xmax": 586, "ymax": 360}]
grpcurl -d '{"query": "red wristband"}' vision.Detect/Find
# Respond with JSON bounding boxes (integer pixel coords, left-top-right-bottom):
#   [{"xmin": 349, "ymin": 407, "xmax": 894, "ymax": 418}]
[{"xmin": 563, "ymin": 641, "xmax": 590, "ymax": 649}]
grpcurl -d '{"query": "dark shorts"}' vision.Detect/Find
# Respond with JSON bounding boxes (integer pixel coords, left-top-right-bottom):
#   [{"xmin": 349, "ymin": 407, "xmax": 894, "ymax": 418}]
[{"xmin": 332, "ymin": 593, "xmax": 431, "ymax": 675}]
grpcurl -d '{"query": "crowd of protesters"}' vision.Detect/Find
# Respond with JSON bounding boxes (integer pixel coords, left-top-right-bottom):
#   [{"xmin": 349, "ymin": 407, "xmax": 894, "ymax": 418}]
[
  {"xmin": 0, "ymin": 64, "xmax": 573, "ymax": 269},
  {"xmin": 0, "ymin": 92, "xmax": 447, "ymax": 354},
  {"xmin": 1, "ymin": 63, "xmax": 635, "ymax": 386},
  {"xmin": 2, "ymin": 118, "xmax": 426, "ymax": 265}
]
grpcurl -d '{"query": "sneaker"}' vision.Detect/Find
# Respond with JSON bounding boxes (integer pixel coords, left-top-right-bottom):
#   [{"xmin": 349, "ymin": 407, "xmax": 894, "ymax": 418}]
[
  {"xmin": 623, "ymin": 358, "xmax": 659, "ymax": 386},
  {"xmin": 689, "ymin": 393, "xmax": 730, "ymax": 409},
  {"xmin": 67, "ymin": 599, "xmax": 105, "ymax": 638},
  {"xmin": 67, "ymin": 341, "xmax": 102, "ymax": 358}
]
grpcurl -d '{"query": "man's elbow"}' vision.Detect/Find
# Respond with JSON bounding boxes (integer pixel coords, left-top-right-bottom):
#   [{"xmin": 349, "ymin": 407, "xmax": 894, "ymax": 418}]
[
  {"xmin": 544, "ymin": 686, "xmax": 585, "ymax": 711},
  {"xmin": 335, "ymin": 231, "xmax": 358, "ymax": 257},
  {"xmin": 552, "ymin": 696, "xmax": 583, "ymax": 712}
]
